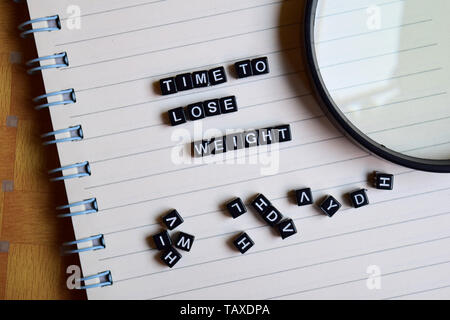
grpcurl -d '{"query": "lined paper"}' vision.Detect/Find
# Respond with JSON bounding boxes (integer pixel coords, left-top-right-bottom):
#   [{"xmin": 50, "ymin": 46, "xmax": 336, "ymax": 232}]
[{"xmin": 26, "ymin": 0, "xmax": 450, "ymax": 299}]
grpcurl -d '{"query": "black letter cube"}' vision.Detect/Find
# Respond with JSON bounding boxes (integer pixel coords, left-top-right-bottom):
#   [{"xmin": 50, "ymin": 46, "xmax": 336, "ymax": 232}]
[
  {"xmin": 273, "ymin": 125, "xmax": 292, "ymax": 143},
  {"xmin": 204, "ymin": 99, "xmax": 221, "ymax": 117},
  {"xmin": 174, "ymin": 232, "xmax": 195, "ymax": 252},
  {"xmin": 319, "ymin": 195, "xmax": 342, "ymax": 217},
  {"xmin": 192, "ymin": 70, "xmax": 209, "ymax": 88},
  {"xmin": 192, "ymin": 140, "xmax": 211, "ymax": 158},
  {"xmin": 349, "ymin": 189, "xmax": 370, "ymax": 208},
  {"xmin": 208, "ymin": 66, "xmax": 227, "ymax": 85},
  {"xmin": 251, "ymin": 57, "xmax": 270, "ymax": 75},
  {"xmin": 258, "ymin": 128, "xmax": 274, "ymax": 145},
  {"xmin": 152, "ymin": 230, "xmax": 172, "ymax": 250},
  {"xmin": 161, "ymin": 247, "xmax": 182, "ymax": 268},
  {"xmin": 224, "ymin": 133, "xmax": 245, "ymax": 151},
  {"xmin": 295, "ymin": 188, "xmax": 313, "ymax": 206},
  {"xmin": 186, "ymin": 102, "xmax": 205, "ymax": 121},
  {"xmin": 208, "ymin": 137, "xmax": 226, "ymax": 155},
  {"xmin": 219, "ymin": 96, "xmax": 238, "ymax": 114},
  {"xmin": 175, "ymin": 73, "xmax": 193, "ymax": 91},
  {"xmin": 162, "ymin": 209, "xmax": 184, "ymax": 230},
  {"xmin": 251, "ymin": 193, "xmax": 271, "ymax": 215},
  {"xmin": 233, "ymin": 232, "xmax": 255, "ymax": 254},
  {"xmin": 226, "ymin": 197, "xmax": 247, "ymax": 219},
  {"xmin": 244, "ymin": 130, "xmax": 259, "ymax": 148},
  {"xmin": 277, "ymin": 219, "xmax": 298, "ymax": 239},
  {"xmin": 168, "ymin": 107, "xmax": 187, "ymax": 126},
  {"xmin": 261, "ymin": 206, "xmax": 283, "ymax": 226},
  {"xmin": 374, "ymin": 172, "xmax": 394, "ymax": 190},
  {"xmin": 234, "ymin": 60, "xmax": 253, "ymax": 78},
  {"xmin": 160, "ymin": 77, "xmax": 177, "ymax": 95}
]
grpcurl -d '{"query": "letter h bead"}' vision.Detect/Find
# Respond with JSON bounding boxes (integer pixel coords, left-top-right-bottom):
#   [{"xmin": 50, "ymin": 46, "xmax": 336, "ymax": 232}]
[
  {"xmin": 161, "ymin": 247, "xmax": 182, "ymax": 268},
  {"xmin": 233, "ymin": 232, "xmax": 255, "ymax": 254}
]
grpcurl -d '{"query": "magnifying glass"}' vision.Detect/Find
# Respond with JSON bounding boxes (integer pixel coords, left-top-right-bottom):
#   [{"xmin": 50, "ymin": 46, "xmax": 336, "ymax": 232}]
[{"xmin": 304, "ymin": 0, "xmax": 450, "ymax": 172}]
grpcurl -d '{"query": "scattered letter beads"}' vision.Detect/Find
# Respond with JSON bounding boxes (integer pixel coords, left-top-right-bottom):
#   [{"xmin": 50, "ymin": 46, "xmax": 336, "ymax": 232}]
[
  {"xmin": 374, "ymin": 172, "xmax": 394, "ymax": 190},
  {"xmin": 153, "ymin": 230, "xmax": 172, "ymax": 250},
  {"xmin": 295, "ymin": 188, "xmax": 313, "ymax": 206},
  {"xmin": 251, "ymin": 193, "xmax": 271, "ymax": 215},
  {"xmin": 261, "ymin": 206, "xmax": 283, "ymax": 226},
  {"xmin": 175, "ymin": 232, "xmax": 195, "ymax": 252},
  {"xmin": 277, "ymin": 219, "xmax": 297, "ymax": 239},
  {"xmin": 349, "ymin": 189, "xmax": 369, "ymax": 208},
  {"xmin": 161, "ymin": 247, "xmax": 182, "ymax": 268},
  {"xmin": 162, "ymin": 209, "xmax": 184, "ymax": 230},
  {"xmin": 233, "ymin": 232, "xmax": 255, "ymax": 254},
  {"xmin": 226, "ymin": 197, "xmax": 247, "ymax": 219},
  {"xmin": 319, "ymin": 195, "xmax": 342, "ymax": 217}
]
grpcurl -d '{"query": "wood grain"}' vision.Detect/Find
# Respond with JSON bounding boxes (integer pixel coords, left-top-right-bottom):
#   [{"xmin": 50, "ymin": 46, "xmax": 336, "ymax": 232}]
[{"xmin": 0, "ymin": 2, "xmax": 86, "ymax": 300}]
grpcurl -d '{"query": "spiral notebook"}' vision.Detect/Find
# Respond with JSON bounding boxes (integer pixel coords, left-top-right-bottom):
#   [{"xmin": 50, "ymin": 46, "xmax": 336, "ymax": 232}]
[{"xmin": 21, "ymin": 0, "xmax": 450, "ymax": 300}]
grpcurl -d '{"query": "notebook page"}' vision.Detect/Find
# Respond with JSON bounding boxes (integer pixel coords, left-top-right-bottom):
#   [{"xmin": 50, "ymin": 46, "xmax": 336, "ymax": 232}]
[{"xmin": 25, "ymin": 0, "xmax": 450, "ymax": 300}]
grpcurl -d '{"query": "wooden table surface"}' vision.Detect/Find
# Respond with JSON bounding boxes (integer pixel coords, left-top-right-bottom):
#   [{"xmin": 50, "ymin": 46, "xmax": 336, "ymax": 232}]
[{"xmin": 0, "ymin": 2, "xmax": 86, "ymax": 300}]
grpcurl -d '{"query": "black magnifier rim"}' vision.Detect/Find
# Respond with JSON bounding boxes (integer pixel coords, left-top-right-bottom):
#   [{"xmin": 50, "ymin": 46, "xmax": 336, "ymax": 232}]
[{"xmin": 303, "ymin": 0, "xmax": 450, "ymax": 173}]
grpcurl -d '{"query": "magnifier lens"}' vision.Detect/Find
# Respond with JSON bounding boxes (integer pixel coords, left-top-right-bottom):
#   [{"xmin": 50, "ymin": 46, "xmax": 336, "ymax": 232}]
[{"xmin": 312, "ymin": 0, "xmax": 450, "ymax": 161}]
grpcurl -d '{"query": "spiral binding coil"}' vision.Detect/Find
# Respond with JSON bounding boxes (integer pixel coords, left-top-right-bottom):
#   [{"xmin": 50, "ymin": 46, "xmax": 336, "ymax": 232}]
[
  {"xmin": 18, "ymin": 15, "xmax": 61, "ymax": 38},
  {"xmin": 41, "ymin": 125, "xmax": 84, "ymax": 145},
  {"xmin": 56, "ymin": 198, "xmax": 98, "ymax": 218},
  {"xmin": 48, "ymin": 161, "xmax": 91, "ymax": 182},
  {"xmin": 62, "ymin": 234, "xmax": 106, "ymax": 255},
  {"xmin": 17, "ymin": 2, "xmax": 112, "ymax": 290},
  {"xmin": 33, "ymin": 88, "xmax": 76, "ymax": 110},
  {"xmin": 78, "ymin": 271, "xmax": 113, "ymax": 290},
  {"xmin": 26, "ymin": 52, "xmax": 69, "ymax": 74}
]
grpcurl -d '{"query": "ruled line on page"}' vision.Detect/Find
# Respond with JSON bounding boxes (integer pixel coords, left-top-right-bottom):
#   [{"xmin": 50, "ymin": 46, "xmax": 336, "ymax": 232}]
[
  {"xmin": 148, "ymin": 235, "xmax": 450, "ymax": 299},
  {"xmin": 316, "ymin": 0, "xmax": 405, "ymax": 19},
  {"xmin": 315, "ymin": 19, "xmax": 433, "ymax": 45},
  {"xmin": 319, "ymin": 43, "xmax": 438, "ymax": 69},
  {"xmin": 102, "ymin": 169, "xmax": 414, "ymax": 237},
  {"xmin": 56, "ymin": 0, "xmax": 289, "ymax": 47},
  {"xmin": 99, "ymin": 151, "xmax": 369, "ymax": 212},
  {"xmin": 267, "ymin": 260, "xmax": 450, "ymax": 300},
  {"xmin": 63, "ymin": 22, "xmax": 300, "ymax": 70},
  {"xmin": 113, "ymin": 209, "xmax": 450, "ymax": 283},
  {"xmin": 71, "ymin": 70, "xmax": 302, "ymax": 118},
  {"xmin": 403, "ymin": 140, "xmax": 450, "ymax": 153},
  {"xmin": 368, "ymin": 115, "xmax": 450, "ymax": 135},
  {"xmin": 329, "ymin": 67, "xmax": 442, "ymax": 92},
  {"xmin": 344, "ymin": 91, "xmax": 447, "ymax": 114},
  {"xmin": 73, "ymin": 46, "xmax": 301, "ymax": 93},
  {"xmin": 384, "ymin": 284, "xmax": 450, "ymax": 300},
  {"xmin": 59, "ymin": 0, "xmax": 167, "ymax": 21}
]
